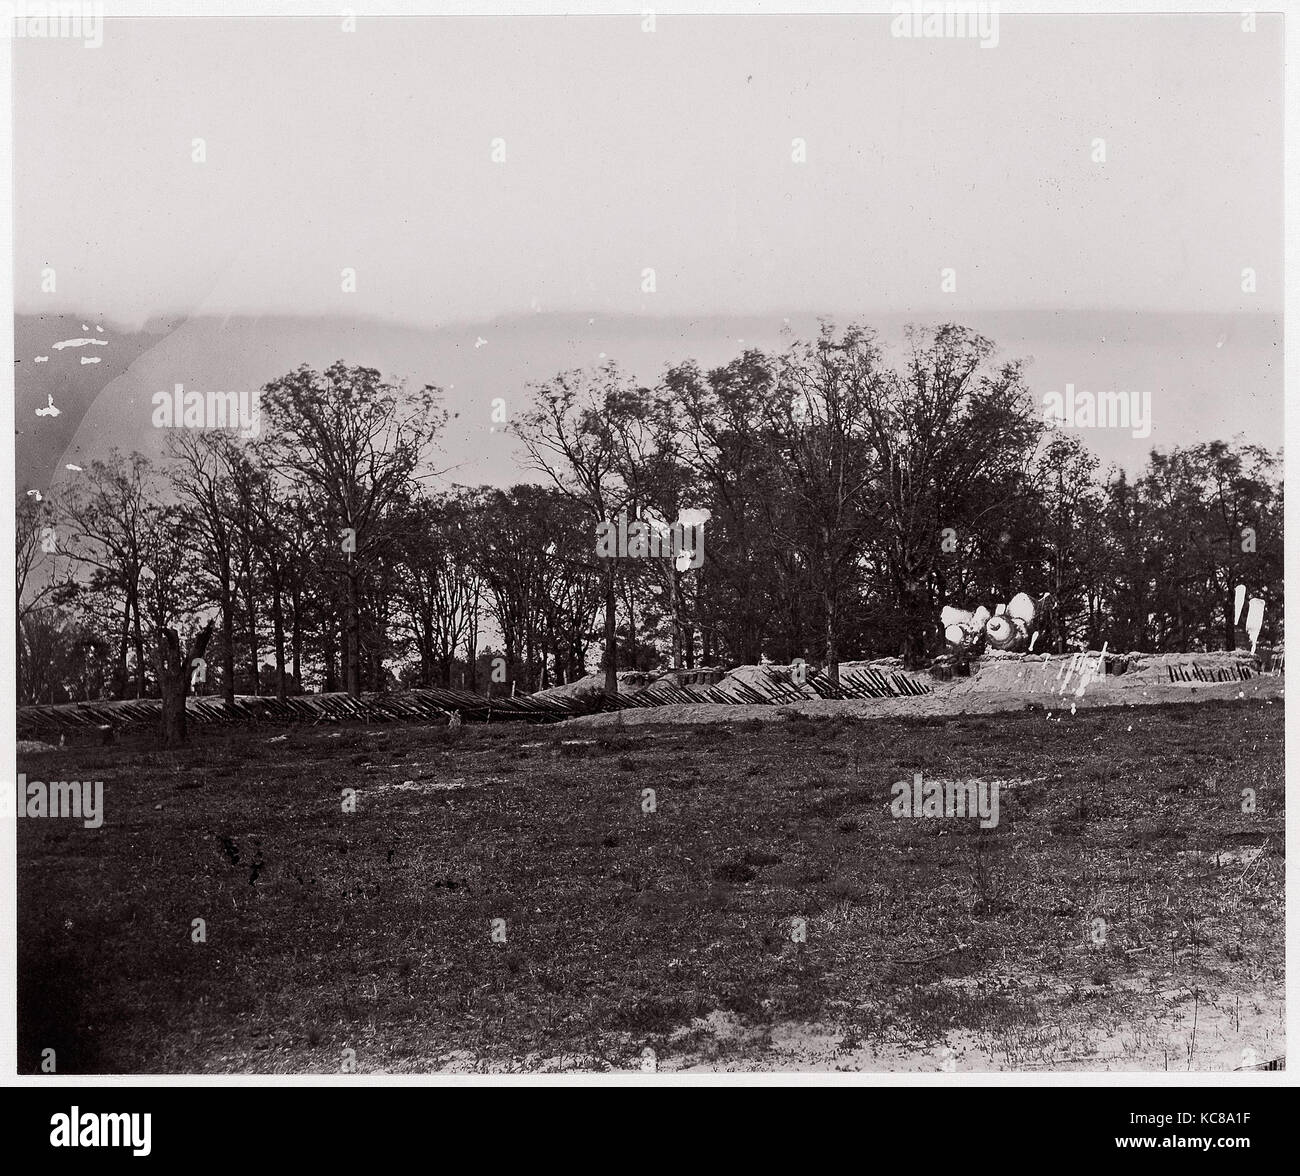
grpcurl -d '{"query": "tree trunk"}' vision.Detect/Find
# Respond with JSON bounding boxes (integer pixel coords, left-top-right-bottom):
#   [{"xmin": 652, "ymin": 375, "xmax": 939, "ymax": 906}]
[
  {"xmin": 115, "ymin": 596, "xmax": 130, "ymax": 699},
  {"xmin": 465, "ymin": 590, "xmax": 478, "ymax": 693},
  {"xmin": 345, "ymin": 563, "xmax": 362, "ymax": 697},
  {"xmin": 668, "ymin": 570, "xmax": 682, "ymax": 670},
  {"xmin": 16, "ymin": 622, "xmax": 26, "ymax": 705},
  {"xmin": 156, "ymin": 620, "xmax": 215, "ymax": 746},
  {"xmin": 219, "ymin": 559, "xmax": 237, "ymax": 705},
  {"xmin": 625, "ymin": 584, "xmax": 637, "ymax": 672},
  {"xmin": 603, "ymin": 563, "xmax": 618, "ymax": 694},
  {"xmin": 130, "ymin": 584, "xmax": 146, "ymax": 698},
  {"xmin": 245, "ymin": 582, "xmax": 260, "ymax": 697},
  {"xmin": 219, "ymin": 593, "xmax": 236, "ymax": 705},
  {"xmin": 898, "ymin": 570, "xmax": 930, "ymax": 670},
  {"xmin": 420, "ymin": 638, "xmax": 433, "ymax": 687},
  {"xmin": 323, "ymin": 609, "xmax": 339, "ymax": 693},
  {"xmin": 271, "ymin": 583, "xmax": 287, "ymax": 700},
  {"xmin": 823, "ymin": 590, "xmax": 840, "ymax": 691},
  {"xmin": 290, "ymin": 585, "xmax": 303, "ymax": 693}
]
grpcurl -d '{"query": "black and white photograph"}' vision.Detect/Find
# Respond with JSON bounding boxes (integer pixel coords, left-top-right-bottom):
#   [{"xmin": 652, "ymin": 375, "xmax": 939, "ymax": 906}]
[{"xmin": 4, "ymin": 1, "xmax": 1289, "ymax": 1095}]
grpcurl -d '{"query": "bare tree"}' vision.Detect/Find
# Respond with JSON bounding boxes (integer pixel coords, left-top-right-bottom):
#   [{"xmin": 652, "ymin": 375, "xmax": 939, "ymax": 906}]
[
  {"xmin": 169, "ymin": 431, "xmax": 243, "ymax": 703},
  {"xmin": 60, "ymin": 452, "xmax": 163, "ymax": 698},
  {"xmin": 16, "ymin": 493, "xmax": 74, "ymax": 699}
]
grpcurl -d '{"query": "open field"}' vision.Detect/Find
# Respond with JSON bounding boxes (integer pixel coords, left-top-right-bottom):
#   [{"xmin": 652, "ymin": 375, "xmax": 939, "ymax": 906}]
[{"xmin": 16, "ymin": 697, "xmax": 1283, "ymax": 1073}]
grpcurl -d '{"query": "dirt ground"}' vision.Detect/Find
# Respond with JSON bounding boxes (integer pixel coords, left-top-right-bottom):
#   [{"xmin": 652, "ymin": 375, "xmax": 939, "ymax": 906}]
[{"xmin": 16, "ymin": 694, "xmax": 1284, "ymax": 1075}]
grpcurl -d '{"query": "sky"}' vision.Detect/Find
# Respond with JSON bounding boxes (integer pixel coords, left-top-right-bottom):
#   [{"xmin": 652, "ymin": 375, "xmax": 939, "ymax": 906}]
[{"xmin": 14, "ymin": 12, "xmax": 1283, "ymax": 327}]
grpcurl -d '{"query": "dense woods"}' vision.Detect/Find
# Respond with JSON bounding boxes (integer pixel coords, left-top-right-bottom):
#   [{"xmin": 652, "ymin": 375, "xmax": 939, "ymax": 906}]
[{"xmin": 16, "ymin": 324, "xmax": 1283, "ymax": 709}]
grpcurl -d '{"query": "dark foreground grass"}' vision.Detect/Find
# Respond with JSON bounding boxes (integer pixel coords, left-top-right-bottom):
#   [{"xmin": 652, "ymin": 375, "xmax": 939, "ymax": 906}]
[{"xmin": 16, "ymin": 698, "xmax": 1283, "ymax": 1072}]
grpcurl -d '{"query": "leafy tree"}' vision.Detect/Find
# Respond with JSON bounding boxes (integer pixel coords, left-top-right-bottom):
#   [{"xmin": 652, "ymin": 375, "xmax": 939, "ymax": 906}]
[{"xmin": 261, "ymin": 361, "xmax": 446, "ymax": 696}]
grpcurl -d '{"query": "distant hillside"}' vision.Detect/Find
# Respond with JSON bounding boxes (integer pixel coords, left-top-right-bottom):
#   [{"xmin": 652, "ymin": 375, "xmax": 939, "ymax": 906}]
[
  {"xmin": 15, "ymin": 309, "xmax": 1282, "ymax": 499},
  {"xmin": 14, "ymin": 314, "xmax": 172, "ymax": 493}
]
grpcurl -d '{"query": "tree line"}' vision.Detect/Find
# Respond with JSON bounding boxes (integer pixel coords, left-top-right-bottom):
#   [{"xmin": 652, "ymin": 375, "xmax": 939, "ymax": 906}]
[{"xmin": 17, "ymin": 322, "xmax": 1283, "ymax": 720}]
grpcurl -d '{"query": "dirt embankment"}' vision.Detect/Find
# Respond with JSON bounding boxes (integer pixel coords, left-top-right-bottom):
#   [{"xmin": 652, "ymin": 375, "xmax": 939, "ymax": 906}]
[{"xmin": 562, "ymin": 653, "xmax": 1282, "ymax": 728}]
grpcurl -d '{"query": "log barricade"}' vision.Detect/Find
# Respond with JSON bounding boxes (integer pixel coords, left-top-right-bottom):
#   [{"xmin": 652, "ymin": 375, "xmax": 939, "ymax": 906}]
[
  {"xmin": 1165, "ymin": 663, "xmax": 1254, "ymax": 684},
  {"xmin": 808, "ymin": 667, "xmax": 932, "ymax": 701},
  {"xmin": 16, "ymin": 687, "xmax": 608, "ymax": 737},
  {"xmin": 17, "ymin": 666, "xmax": 933, "ymax": 738}
]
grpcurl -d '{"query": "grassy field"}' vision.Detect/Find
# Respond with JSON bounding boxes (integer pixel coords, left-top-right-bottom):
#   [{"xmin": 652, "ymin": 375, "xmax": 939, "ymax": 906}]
[{"xmin": 16, "ymin": 697, "xmax": 1284, "ymax": 1073}]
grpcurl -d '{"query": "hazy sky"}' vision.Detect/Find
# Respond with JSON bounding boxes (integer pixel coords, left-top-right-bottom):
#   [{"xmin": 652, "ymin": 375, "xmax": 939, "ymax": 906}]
[{"xmin": 15, "ymin": 12, "xmax": 1282, "ymax": 327}]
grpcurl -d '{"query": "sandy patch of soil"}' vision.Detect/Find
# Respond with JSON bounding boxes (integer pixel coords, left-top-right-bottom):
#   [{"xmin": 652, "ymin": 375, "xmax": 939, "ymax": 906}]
[
  {"xmin": 655, "ymin": 974, "xmax": 1284, "ymax": 1073},
  {"xmin": 16, "ymin": 740, "xmax": 60, "ymax": 753},
  {"xmin": 419, "ymin": 973, "xmax": 1283, "ymax": 1074}
]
